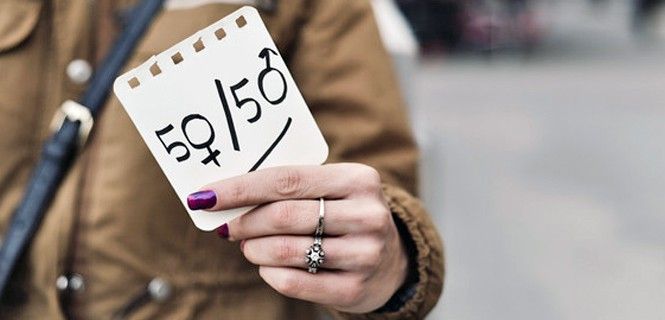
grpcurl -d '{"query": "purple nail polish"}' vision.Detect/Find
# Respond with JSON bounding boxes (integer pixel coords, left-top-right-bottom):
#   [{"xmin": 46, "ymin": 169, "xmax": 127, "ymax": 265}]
[
  {"xmin": 187, "ymin": 190, "xmax": 217, "ymax": 210},
  {"xmin": 217, "ymin": 224, "xmax": 229, "ymax": 239}
]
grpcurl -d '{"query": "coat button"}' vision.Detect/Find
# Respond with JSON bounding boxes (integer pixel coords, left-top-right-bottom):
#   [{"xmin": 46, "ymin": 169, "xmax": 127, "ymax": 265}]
[
  {"xmin": 66, "ymin": 59, "xmax": 93, "ymax": 84},
  {"xmin": 55, "ymin": 275, "xmax": 68, "ymax": 291},
  {"xmin": 56, "ymin": 274, "xmax": 85, "ymax": 292},
  {"xmin": 147, "ymin": 278, "xmax": 172, "ymax": 302},
  {"xmin": 148, "ymin": 278, "xmax": 171, "ymax": 302}
]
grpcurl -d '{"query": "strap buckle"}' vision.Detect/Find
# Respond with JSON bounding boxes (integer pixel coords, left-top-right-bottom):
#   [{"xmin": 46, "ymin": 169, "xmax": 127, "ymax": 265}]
[{"xmin": 49, "ymin": 100, "xmax": 94, "ymax": 148}]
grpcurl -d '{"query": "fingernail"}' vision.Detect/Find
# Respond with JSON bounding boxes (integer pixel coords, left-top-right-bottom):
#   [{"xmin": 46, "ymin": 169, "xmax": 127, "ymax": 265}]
[
  {"xmin": 187, "ymin": 190, "xmax": 217, "ymax": 210},
  {"xmin": 217, "ymin": 224, "xmax": 229, "ymax": 239}
]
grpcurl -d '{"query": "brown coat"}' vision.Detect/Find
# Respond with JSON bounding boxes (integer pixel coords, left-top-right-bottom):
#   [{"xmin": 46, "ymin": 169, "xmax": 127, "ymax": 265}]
[{"xmin": 0, "ymin": 0, "xmax": 444, "ymax": 319}]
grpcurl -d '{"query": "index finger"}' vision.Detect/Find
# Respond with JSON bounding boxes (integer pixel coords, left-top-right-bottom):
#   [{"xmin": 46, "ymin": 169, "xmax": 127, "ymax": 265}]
[{"xmin": 187, "ymin": 163, "xmax": 378, "ymax": 211}]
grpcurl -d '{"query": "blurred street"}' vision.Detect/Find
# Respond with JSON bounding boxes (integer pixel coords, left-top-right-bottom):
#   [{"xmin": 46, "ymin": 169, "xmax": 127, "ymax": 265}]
[{"xmin": 412, "ymin": 1, "xmax": 665, "ymax": 319}]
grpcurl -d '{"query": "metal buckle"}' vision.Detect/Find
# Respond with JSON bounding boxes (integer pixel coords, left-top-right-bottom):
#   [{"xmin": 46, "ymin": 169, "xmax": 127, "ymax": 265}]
[{"xmin": 49, "ymin": 100, "xmax": 94, "ymax": 148}]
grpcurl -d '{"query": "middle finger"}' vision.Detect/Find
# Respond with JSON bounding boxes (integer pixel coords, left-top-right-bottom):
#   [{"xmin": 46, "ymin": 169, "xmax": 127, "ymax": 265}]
[{"xmin": 228, "ymin": 199, "xmax": 364, "ymax": 240}]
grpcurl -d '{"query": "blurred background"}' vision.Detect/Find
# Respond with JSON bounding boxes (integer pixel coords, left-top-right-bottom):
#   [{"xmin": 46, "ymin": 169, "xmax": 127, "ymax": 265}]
[{"xmin": 371, "ymin": 0, "xmax": 665, "ymax": 319}]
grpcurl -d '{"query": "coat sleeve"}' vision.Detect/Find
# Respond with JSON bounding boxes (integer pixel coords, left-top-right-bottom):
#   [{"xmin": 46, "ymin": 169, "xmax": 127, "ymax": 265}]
[{"xmin": 287, "ymin": 0, "xmax": 444, "ymax": 318}]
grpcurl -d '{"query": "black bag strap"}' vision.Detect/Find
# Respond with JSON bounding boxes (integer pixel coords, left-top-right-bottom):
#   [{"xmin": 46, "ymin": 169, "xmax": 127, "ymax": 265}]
[{"xmin": 0, "ymin": 0, "xmax": 165, "ymax": 296}]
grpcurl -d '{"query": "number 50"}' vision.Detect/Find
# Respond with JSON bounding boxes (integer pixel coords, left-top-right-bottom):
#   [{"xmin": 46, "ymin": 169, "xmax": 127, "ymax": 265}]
[{"xmin": 155, "ymin": 114, "xmax": 221, "ymax": 167}]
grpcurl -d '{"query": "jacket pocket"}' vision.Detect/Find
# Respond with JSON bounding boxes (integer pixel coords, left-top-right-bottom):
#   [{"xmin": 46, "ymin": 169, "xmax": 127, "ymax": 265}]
[{"xmin": 0, "ymin": 0, "xmax": 42, "ymax": 53}]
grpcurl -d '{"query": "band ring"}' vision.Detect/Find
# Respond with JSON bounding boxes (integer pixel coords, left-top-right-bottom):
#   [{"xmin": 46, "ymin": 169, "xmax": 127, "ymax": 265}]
[{"xmin": 306, "ymin": 198, "xmax": 326, "ymax": 273}]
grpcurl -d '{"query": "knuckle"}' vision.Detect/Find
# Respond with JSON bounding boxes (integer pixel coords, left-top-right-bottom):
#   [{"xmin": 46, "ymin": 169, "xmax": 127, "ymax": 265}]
[
  {"xmin": 362, "ymin": 243, "xmax": 383, "ymax": 269},
  {"xmin": 363, "ymin": 166, "xmax": 382, "ymax": 189},
  {"xmin": 274, "ymin": 237, "xmax": 296, "ymax": 262},
  {"xmin": 377, "ymin": 211, "xmax": 393, "ymax": 233},
  {"xmin": 272, "ymin": 202, "xmax": 296, "ymax": 231},
  {"xmin": 275, "ymin": 272, "xmax": 301, "ymax": 297},
  {"xmin": 275, "ymin": 168, "xmax": 303, "ymax": 197},
  {"xmin": 363, "ymin": 206, "xmax": 391, "ymax": 233},
  {"xmin": 350, "ymin": 164, "xmax": 382, "ymax": 193},
  {"xmin": 341, "ymin": 278, "xmax": 365, "ymax": 307},
  {"xmin": 229, "ymin": 182, "xmax": 251, "ymax": 204},
  {"xmin": 357, "ymin": 239, "xmax": 384, "ymax": 270}
]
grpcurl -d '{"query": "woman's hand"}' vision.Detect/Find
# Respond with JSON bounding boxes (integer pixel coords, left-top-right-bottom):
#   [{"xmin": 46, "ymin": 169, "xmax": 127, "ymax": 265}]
[{"xmin": 187, "ymin": 163, "xmax": 409, "ymax": 313}]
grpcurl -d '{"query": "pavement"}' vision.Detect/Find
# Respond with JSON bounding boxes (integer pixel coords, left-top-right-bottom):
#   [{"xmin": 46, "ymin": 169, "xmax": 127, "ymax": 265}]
[{"xmin": 411, "ymin": 1, "xmax": 665, "ymax": 319}]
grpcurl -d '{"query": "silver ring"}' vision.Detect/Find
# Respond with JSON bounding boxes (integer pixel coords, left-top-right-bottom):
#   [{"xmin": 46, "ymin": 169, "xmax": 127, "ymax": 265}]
[
  {"xmin": 315, "ymin": 197, "xmax": 325, "ymax": 236},
  {"xmin": 306, "ymin": 198, "xmax": 326, "ymax": 273}
]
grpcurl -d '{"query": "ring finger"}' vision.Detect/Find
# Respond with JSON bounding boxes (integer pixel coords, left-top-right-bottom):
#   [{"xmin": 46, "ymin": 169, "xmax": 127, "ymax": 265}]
[{"xmin": 242, "ymin": 235, "xmax": 375, "ymax": 272}]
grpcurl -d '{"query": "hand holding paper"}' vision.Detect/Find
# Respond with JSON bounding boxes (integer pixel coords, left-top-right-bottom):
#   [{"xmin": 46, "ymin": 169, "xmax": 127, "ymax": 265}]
[
  {"xmin": 114, "ymin": 6, "xmax": 410, "ymax": 313},
  {"xmin": 114, "ymin": 7, "xmax": 328, "ymax": 230}
]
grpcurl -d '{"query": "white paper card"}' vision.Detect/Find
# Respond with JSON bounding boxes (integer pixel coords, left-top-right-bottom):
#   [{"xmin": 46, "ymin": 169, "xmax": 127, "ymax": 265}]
[{"xmin": 113, "ymin": 6, "xmax": 328, "ymax": 231}]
